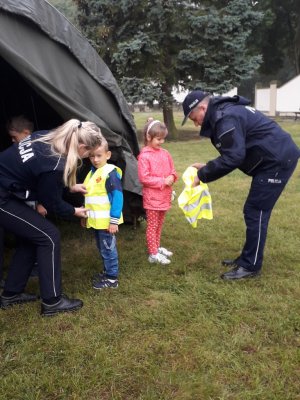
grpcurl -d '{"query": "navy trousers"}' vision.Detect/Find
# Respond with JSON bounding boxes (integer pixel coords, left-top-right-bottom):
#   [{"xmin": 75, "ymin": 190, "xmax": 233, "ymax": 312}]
[
  {"xmin": 0, "ymin": 197, "xmax": 62, "ymax": 299},
  {"xmin": 0, "ymin": 226, "xmax": 3, "ymax": 281},
  {"xmin": 236, "ymin": 160, "xmax": 298, "ymax": 271}
]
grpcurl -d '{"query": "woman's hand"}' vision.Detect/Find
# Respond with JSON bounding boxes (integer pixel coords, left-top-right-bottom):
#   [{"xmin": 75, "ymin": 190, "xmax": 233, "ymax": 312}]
[
  {"xmin": 70, "ymin": 184, "xmax": 87, "ymax": 194},
  {"xmin": 37, "ymin": 203, "xmax": 47, "ymax": 217},
  {"xmin": 74, "ymin": 206, "xmax": 89, "ymax": 218}
]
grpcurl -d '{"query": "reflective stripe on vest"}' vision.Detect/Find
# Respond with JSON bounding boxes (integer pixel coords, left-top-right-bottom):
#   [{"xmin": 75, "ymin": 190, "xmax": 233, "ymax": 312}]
[
  {"xmin": 178, "ymin": 166, "xmax": 213, "ymax": 228},
  {"xmin": 84, "ymin": 163, "xmax": 123, "ymax": 229}
]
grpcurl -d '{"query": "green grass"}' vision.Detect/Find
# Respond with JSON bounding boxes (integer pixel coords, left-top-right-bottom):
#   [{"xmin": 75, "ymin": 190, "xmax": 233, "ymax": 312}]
[{"xmin": 1, "ymin": 117, "xmax": 300, "ymax": 400}]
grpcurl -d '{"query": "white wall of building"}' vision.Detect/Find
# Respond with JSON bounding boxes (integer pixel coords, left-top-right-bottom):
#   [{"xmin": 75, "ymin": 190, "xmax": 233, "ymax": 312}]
[
  {"xmin": 255, "ymin": 87, "xmax": 270, "ymax": 112},
  {"xmin": 276, "ymin": 75, "xmax": 300, "ymax": 112},
  {"xmin": 255, "ymin": 75, "xmax": 300, "ymax": 115}
]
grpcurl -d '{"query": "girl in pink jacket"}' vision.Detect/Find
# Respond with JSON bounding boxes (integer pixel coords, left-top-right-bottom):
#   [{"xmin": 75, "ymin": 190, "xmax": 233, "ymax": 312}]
[{"xmin": 138, "ymin": 119, "xmax": 178, "ymax": 265}]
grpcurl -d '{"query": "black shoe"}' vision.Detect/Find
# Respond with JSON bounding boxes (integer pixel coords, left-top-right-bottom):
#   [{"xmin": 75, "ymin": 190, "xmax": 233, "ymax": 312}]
[
  {"xmin": 221, "ymin": 266, "xmax": 260, "ymax": 280},
  {"xmin": 222, "ymin": 258, "xmax": 237, "ymax": 267},
  {"xmin": 1, "ymin": 292, "xmax": 38, "ymax": 308},
  {"xmin": 41, "ymin": 294, "xmax": 83, "ymax": 316}
]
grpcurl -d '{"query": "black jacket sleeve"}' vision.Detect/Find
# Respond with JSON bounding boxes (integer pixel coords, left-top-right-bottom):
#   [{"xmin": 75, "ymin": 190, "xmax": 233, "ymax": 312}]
[
  {"xmin": 36, "ymin": 171, "xmax": 75, "ymax": 217},
  {"xmin": 198, "ymin": 115, "xmax": 246, "ymax": 182}
]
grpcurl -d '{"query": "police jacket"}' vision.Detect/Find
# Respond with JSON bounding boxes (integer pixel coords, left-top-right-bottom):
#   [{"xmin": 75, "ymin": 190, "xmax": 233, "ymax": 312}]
[
  {"xmin": 0, "ymin": 131, "xmax": 75, "ymax": 217},
  {"xmin": 198, "ymin": 96, "xmax": 300, "ymax": 183}
]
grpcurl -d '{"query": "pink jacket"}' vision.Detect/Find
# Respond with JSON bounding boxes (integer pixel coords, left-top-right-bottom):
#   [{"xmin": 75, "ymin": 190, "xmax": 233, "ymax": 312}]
[{"xmin": 138, "ymin": 146, "xmax": 178, "ymax": 210}]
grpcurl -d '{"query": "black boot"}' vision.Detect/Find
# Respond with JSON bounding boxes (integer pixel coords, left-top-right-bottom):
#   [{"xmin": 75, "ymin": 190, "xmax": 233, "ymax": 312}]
[
  {"xmin": 1, "ymin": 292, "xmax": 38, "ymax": 308},
  {"xmin": 221, "ymin": 266, "xmax": 260, "ymax": 280},
  {"xmin": 41, "ymin": 294, "xmax": 83, "ymax": 316}
]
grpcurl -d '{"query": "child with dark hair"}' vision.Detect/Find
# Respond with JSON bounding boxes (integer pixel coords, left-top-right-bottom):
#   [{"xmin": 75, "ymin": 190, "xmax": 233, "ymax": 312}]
[{"xmin": 7, "ymin": 115, "xmax": 34, "ymax": 143}]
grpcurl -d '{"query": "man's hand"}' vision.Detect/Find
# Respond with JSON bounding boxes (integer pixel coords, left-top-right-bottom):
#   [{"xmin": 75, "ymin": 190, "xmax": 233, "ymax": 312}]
[
  {"xmin": 191, "ymin": 163, "xmax": 206, "ymax": 170},
  {"xmin": 190, "ymin": 163, "xmax": 206, "ymax": 186},
  {"xmin": 192, "ymin": 175, "xmax": 201, "ymax": 187}
]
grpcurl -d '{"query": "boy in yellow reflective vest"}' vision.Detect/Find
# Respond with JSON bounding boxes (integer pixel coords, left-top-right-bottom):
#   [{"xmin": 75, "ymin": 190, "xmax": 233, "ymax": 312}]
[{"xmin": 81, "ymin": 137, "xmax": 123, "ymax": 289}]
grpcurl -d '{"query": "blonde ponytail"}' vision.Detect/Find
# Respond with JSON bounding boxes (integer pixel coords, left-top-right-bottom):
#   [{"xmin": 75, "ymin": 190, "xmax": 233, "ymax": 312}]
[{"xmin": 33, "ymin": 119, "xmax": 103, "ymax": 188}]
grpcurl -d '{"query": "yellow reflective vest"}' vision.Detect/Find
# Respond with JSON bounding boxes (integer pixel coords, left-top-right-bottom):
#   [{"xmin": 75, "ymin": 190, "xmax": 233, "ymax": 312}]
[
  {"xmin": 84, "ymin": 163, "xmax": 123, "ymax": 229},
  {"xmin": 178, "ymin": 166, "xmax": 213, "ymax": 228}
]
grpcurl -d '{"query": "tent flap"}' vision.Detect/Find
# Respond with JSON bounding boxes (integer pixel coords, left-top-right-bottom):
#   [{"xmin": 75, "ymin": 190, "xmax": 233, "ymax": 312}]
[{"xmin": 0, "ymin": 0, "xmax": 143, "ymax": 199}]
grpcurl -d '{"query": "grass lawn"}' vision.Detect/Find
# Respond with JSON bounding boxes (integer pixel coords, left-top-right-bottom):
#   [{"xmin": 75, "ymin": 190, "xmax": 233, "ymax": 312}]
[{"xmin": 1, "ymin": 116, "xmax": 300, "ymax": 400}]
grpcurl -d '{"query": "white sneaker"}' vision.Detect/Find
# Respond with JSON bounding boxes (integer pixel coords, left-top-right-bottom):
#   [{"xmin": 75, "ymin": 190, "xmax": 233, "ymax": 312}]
[
  {"xmin": 158, "ymin": 247, "xmax": 173, "ymax": 257},
  {"xmin": 148, "ymin": 253, "xmax": 171, "ymax": 265}
]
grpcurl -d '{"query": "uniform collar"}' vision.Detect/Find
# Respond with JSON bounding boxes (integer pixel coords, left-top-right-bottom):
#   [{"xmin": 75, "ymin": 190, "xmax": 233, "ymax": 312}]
[{"xmin": 199, "ymin": 100, "xmax": 213, "ymax": 138}]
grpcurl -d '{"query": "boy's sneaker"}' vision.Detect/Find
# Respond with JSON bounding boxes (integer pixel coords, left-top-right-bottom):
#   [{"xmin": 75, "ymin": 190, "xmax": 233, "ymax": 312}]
[
  {"xmin": 93, "ymin": 278, "xmax": 118, "ymax": 290},
  {"xmin": 92, "ymin": 272, "xmax": 106, "ymax": 282},
  {"xmin": 158, "ymin": 247, "xmax": 173, "ymax": 257},
  {"xmin": 148, "ymin": 253, "xmax": 171, "ymax": 265}
]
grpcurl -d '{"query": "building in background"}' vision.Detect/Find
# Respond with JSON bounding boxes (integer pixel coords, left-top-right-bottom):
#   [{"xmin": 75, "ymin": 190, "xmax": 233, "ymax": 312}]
[{"xmin": 255, "ymin": 75, "xmax": 300, "ymax": 117}]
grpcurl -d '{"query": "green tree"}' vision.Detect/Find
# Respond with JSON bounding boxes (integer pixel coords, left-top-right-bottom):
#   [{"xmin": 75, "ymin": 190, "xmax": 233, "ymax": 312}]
[
  {"xmin": 75, "ymin": 0, "xmax": 262, "ymax": 138},
  {"xmin": 252, "ymin": 0, "xmax": 300, "ymax": 79}
]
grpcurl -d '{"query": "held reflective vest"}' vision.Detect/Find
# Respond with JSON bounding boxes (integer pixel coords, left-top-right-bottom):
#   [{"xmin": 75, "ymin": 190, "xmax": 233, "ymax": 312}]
[
  {"xmin": 84, "ymin": 163, "xmax": 123, "ymax": 229},
  {"xmin": 178, "ymin": 166, "xmax": 213, "ymax": 228}
]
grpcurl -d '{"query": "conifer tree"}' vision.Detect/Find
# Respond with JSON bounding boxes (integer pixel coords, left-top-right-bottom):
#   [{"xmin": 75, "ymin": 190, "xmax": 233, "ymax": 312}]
[
  {"xmin": 75, "ymin": 0, "xmax": 262, "ymax": 138},
  {"xmin": 252, "ymin": 0, "xmax": 300, "ymax": 78}
]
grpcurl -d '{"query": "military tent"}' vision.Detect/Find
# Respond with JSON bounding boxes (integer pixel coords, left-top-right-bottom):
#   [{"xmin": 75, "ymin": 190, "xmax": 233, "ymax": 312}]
[{"xmin": 0, "ymin": 0, "xmax": 143, "ymax": 221}]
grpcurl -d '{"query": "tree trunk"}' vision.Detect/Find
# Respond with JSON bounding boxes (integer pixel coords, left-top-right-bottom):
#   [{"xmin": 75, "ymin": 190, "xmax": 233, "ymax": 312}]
[
  {"xmin": 163, "ymin": 105, "xmax": 178, "ymax": 140},
  {"xmin": 161, "ymin": 83, "xmax": 179, "ymax": 140}
]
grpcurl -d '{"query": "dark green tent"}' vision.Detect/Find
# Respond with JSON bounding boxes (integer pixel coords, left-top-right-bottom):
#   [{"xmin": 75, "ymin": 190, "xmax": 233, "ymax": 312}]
[{"xmin": 0, "ymin": 0, "xmax": 143, "ymax": 221}]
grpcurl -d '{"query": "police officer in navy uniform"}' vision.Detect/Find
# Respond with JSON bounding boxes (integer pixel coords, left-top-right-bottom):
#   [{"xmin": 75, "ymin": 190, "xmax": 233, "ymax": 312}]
[
  {"xmin": 0, "ymin": 116, "xmax": 46, "ymax": 285},
  {"xmin": 0, "ymin": 226, "xmax": 4, "ymax": 288},
  {"xmin": 0, "ymin": 119, "xmax": 103, "ymax": 315},
  {"xmin": 182, "ymin": 90, "xmax": 300, "ymax": 280}
]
